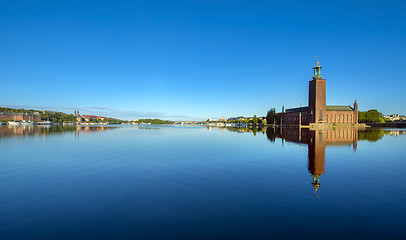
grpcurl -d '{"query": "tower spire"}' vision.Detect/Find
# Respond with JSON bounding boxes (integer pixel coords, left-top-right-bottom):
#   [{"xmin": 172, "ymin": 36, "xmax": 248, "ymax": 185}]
[{"xmin": 313, "ymin": 56, "xmax": 322, "ymax": 79}]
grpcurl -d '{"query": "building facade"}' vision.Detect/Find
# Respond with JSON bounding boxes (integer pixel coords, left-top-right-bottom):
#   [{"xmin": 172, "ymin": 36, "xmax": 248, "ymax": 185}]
[
  {"xmin": 0, "ymin": 112, "xmax": 41, "ymax": 121},
  {"xmin": 279, "ymin": 60, "xmax": 358, "ymax": 126}
]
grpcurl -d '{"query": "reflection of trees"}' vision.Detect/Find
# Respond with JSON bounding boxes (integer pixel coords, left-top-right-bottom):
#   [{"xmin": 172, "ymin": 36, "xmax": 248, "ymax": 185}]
[
  {"xmin": 206, "ymin": 126, "xmax": 402, "ymax": 196},
  {"xmin": 47, "ymin": 126, "xmax": 77, "ymax": 134},
  {"xmin": 222, "ymin": 127, "xmax": 251, "ymax": 133},
  {"xmin": 0, "ymin": 125, "xmax": 117, "ymax": 138},
  {"xmin": 223, "ymin": 127, "xmax": 270, "ymax": 136},
  {"xmin": 358, "ymin": 129, "xmax": 386, "ymax": 142},
  {"xmin": 266, "ymin": 128, "xmax": 276, "ymax": 142},
  {"xmin": 213, "ymin": 126, "xmax": 395, "ymax": 145}
]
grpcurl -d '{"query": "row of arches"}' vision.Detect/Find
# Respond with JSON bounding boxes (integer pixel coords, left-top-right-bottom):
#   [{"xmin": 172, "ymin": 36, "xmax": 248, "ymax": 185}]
[{"xmin": 326, "ymin": 112, "xmax": 356, "ymax": 124}]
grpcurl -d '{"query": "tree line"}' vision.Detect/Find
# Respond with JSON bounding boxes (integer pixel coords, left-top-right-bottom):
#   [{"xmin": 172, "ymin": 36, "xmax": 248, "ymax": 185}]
[{"xmin": 1, "ymin": 107, "xmax": 128, "ymax": 124}]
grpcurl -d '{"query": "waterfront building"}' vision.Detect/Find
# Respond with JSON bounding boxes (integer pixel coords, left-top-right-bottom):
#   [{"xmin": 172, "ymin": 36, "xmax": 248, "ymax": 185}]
[
  {"xmin": 279, "ymin": 60, "xmax": 358, "ymax": 126},
  {"xmin": 227, "ymin": 116, "xmax": 246, "ymax": 121},
  {"xmin": 74, "ymin": 110, "xmax": 83, "ymax": 123},
  {"xmin": 383, "ymin": 114, "xmax": 406, "ymax": 121},
  {"xmin": 205, "ymin": 118, "xmax": 218, "ymax": 122},
  {"xmin": 0, "ymin": 112, "xmax": 41, "ymax": 121}
]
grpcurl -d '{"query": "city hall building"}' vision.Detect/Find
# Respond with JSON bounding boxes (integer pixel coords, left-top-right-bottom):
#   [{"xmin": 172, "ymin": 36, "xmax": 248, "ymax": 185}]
[{"xmin": 279, "ymin": 60, "xmax": 358, "ymax": 126}]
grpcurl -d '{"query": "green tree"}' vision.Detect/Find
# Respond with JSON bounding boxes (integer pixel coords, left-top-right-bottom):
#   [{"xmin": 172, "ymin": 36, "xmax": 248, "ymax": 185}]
[
  {"xmin": 358, "ymin": 109, "xmax": 384, "ymax": 123},
  {"xmin": 266, "ymin": 108, "xmax": 277, "ymax": 125},
  {"xmin": 253, "ymin": 115, "xmax": 258, "ymax": 125}
]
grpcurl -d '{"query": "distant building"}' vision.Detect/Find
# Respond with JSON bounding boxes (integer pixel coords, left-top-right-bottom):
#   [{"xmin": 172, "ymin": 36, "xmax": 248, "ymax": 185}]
[
  {"xmin": 0, "ymin": 112, "xmax": 41, "ymax": 121},
  {"xmin": 227, "ymin": 116, "xmax": 246, "ymax": 121},
  {"xmin": 383, "ymin": 114, "xmax": 405, "ymax": 121},
  {"xmin": 78, "ymin": 113, "xmax": 110, "ymax": 122},
  {"xmin": 205, "ymin": 118, "xmax": 218, "ymax": 122},
  {"xmin": 278, "ymin": 60, "xmax": 358, "ymax": 126}
]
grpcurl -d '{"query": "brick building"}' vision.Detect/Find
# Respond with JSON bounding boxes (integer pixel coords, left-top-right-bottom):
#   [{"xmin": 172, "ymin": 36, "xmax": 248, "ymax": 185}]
[
  {"xmin": 81, "ymin": 115, "xmax": 108, "ymax": 122},
  {"xmin": 0, "ymin": 112, "xmax": 41, "ymax": 121},
  {"xmin": 279, "ymin": 60, "xmax": 358, "ymax": 126}
]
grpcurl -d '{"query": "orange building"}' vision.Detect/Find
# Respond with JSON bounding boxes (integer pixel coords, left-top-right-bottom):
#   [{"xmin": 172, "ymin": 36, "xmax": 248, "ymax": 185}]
[{"xmin": 81, "ymin": 115, "xmax": 109, "ymax": 122}]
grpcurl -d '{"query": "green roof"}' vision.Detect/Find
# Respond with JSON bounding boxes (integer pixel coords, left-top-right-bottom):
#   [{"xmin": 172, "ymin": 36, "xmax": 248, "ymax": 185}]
[{"xmin": 326, "ymin": 105, "xmax": 354, "ymax": 111}]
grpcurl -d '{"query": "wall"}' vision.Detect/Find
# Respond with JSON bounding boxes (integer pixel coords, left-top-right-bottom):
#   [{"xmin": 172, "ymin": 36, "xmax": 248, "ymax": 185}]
[{"xmin": 325, "ymin": 111, "xmax": 358, "ymax": 124}]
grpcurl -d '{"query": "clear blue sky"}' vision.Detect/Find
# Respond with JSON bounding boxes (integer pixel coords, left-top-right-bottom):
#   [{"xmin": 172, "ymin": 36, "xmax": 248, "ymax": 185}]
[{"xmin": 1, "ymin": 0, "xmax": 405, "ymax": 120}]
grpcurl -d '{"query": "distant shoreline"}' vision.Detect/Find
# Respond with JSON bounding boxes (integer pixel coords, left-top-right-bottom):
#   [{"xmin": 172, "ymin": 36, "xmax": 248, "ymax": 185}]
[{"xmin": 366, "ymin": 122, "xmax": 406, "ymax": 128}]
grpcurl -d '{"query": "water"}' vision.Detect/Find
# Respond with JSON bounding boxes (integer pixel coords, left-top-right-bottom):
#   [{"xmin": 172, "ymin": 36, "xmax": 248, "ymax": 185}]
[{"xmin": 0, "ymin": 125, "xmax": 405, "ymax": 239}]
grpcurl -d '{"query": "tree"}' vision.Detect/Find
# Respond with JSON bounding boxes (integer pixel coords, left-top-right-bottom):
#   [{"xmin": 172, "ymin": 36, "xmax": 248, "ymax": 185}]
[
  {"xmin": 358, "ymin": 109, "xmax": 384, "ymax": 123},
  {"xmin": 253, "ymin": 115, "xmax": 258, "ymax": 125},
  {"xmin": 258, "ymin": 118, "xmax": 263, "ymax": 124},
  {"xmin": 266, "ymin": 108, "xmax": 277, "ymax": 125}
]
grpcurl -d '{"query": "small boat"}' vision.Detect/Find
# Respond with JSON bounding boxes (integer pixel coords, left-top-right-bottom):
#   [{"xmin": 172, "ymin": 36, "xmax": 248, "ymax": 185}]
[
  {"xmin": 7, "ymin": 121, "xmax": 20, "ymax": 126},
  {"xmin": 38, "ymin": 120, "xmax": 52, "ymax": 125},
  {"xmin": 20, "ymin": 120, "xmax": 34, "ymax": 125},
  {"xmin": 7, "ymin": 116, "xmax": 21, "ymax": 126}
]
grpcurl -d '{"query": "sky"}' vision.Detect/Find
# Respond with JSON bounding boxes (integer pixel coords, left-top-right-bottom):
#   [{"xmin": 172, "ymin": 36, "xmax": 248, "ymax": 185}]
[{"xmin": 1, "ymin": 0, "xmax": 405, "ymax": 120}]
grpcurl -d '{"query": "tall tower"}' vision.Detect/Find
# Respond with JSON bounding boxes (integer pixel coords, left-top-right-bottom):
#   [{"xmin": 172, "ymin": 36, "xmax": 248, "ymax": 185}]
[
  {"xmin": 308, "ymin": 59, "xmax": 326, "ymax": 124},
  {"xmin": 353, "ymin": 100, "xmax": 359, "ymax": 124}
]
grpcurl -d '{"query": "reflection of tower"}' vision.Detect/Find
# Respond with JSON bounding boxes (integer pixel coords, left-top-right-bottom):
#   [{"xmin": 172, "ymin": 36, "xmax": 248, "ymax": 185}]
[
  {"xmin": 353, "ymin": 128, "xmax": 358, "ymax": 152},
  {"xmin": 307, "ymin": 130, "xmax": 326, "ymax": 196},
  {"xmin": 75, "ymin": 126, "xmax": 81, "ymax": 139},
  {"xmin": 309, "ymin": 60, "xmax": 326, "ymax": 123},
  {"xmin": 268, "ymin": 127, "xmax": 360, "ymax": 196}
]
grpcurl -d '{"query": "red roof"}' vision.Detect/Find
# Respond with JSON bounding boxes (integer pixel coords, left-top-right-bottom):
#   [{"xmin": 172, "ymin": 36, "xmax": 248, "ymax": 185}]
[{"xmin": 82, "ymin": 115, "xmax": 107, "ymax": 118}]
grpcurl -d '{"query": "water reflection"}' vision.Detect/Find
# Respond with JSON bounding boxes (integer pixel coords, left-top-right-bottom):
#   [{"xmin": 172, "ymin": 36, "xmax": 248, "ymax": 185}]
[
  {"xmin": 220, "ymin": 126, "xmax": 406, "ymax": 196},
  {"xmin": 0, "ymin": 125, "xmax": 117, "ymax": 138},
  {"xmin": 268, "ymin": 128, "xmax": 359, "ymax": 196}
]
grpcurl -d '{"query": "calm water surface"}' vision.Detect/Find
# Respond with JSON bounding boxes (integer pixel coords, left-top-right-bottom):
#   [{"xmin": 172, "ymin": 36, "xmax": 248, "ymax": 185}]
[{"xmin": 0, "ymin": 125, "xmax": 405, "ymax": 239}]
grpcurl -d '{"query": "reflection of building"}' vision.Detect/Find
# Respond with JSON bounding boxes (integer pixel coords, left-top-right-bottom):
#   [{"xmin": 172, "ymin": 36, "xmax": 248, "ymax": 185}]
[
  {"xmin": 0, "ymin": 125, "xmax": 116, "ymax": 139},
  {"xmin": 267, "ymin": 127, "xmax": 358, "ymax": 195},
  {"xmin": 279, "ymin": 60, "xmax": 358, "ymax": 126},
  {"xmin": 307, "ymin": 130, "xmax": 326, "ymax": 195}
]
